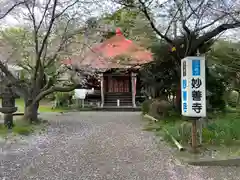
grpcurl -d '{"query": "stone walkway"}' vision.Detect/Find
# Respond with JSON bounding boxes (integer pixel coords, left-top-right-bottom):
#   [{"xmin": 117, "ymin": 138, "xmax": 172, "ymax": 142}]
[{"xmin": 0, "ymin": 112, "xmax": 240, "ymax": 180}]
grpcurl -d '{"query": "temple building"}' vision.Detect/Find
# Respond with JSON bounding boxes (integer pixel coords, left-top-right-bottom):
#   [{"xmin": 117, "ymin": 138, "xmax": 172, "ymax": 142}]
[{"xmin": 63, "ymin": 28, "xmax": 153, "ymax": 108}]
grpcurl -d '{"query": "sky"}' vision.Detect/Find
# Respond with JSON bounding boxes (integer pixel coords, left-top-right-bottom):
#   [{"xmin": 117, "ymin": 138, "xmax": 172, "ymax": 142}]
[
  {"xmin": 0, "ymin": 0, "xmax": 120, "ymax": 28},
  {"xmin": 0, "ymin": 0, "xmax": 239, "ymax": 41}
]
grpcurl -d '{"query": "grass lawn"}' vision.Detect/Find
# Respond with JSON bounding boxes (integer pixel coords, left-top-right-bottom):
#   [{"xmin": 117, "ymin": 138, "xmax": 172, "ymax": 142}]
[
  {"xmin": 0, "ymin": 99, "xmax": 61, "ymax": 137},
  {"xmin": 1, "ymin": 98, "xmax": 68, "ymax": 113},
  {"xmin": 0, "ymin": 118, "xmax": 48, "ymax": 136},
  {"xmin": 143, "ymin": 108, "xmax": 240, "ymax": 157}
]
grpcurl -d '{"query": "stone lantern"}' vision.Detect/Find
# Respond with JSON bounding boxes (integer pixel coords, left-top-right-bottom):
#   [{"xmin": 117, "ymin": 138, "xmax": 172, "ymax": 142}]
[{"xmin": 0, "ymin": 83, "xmax": 19, "ymax": 129}]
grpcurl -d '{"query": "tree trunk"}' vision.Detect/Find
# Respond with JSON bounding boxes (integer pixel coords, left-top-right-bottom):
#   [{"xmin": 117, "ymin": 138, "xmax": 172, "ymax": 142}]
[{"xmin": 23, "ymin": 99, "xmax": 39, "ymax": 123}]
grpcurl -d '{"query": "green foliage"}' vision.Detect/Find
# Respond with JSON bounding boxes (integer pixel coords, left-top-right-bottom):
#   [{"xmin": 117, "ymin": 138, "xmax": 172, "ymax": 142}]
[
  {"xmin": 177, "ymin": 122, "xmax": 192, "ymax": 143},
  {"xmin": 227, "ymin": 91, "xmax": 239, "ymax": 107},
  {"xmin": 162, "ymin": 121, "xmax": 192, "ymax": 144},
  {"xmin": 140, "ymin": 39, "xmax": 239, "ymax": 113},
  {"xmin": 202, "ymin": 113, "xmax": 240, "ymax": 145},
  {"xmin": 12, "ymin": 120, "xmax": 34, "ymax": 135},
  {"xmin": 102, "ymin": 7, "xmax": 156, "ymax": 47},
  {"xmin": 142, "ymin": 98, "xmax": 178, "ymax": 120},
  {"xmin": 0, "ymin": 124, "xmax": 8, "ymax": 135},
  {"xmin": 146, "ymin": 120, "xmax": 192, "ymax": 144},
  {"xmin": 45, "ymin": 94, "xmax": 55, "ymax": 101},
  {"xmin": 207, "ymin": 40, "xmax": 240, "ymax": 92},
  {"xmin": 0, "ymin": 27, "xmax": 35, "ymax": 67},
  {"xmin": 54, "ymin": 91, "xmax": 74, "ymax": 108},
  {"xmin": 206, "ymin": 67, "xmax": 226, "ymax": 111},
  {"xmin": 167, "ymin": 113, "xmax": 240, "ymax": 146},
  {"xmin": 144, "ymin": 110, "xmax": 240, "ymax": 146},
  {"xmin": 13, "ymin": 126, "xmax": 33, "ymax": 135},
  {"xmin": 142, "ymin": 122, "xmax": 162, "ymax": 132},
  {"xmin": 148, "ymin": 99, "xmax": 173, "ymax": 119},
  {"xmin": 205, "ymin": 40, "xmax": 240, "ymax": 111},
  {"xmin": 19, "ymin": 71, "xmax": 26, "ymax": 81},
  {"xmin": 140, "ymin": 40, "xmax": 179, "ymax": 98},
  {"xmin": 141, "ymin": 99, "xmax": 152, "ymax": 114}
]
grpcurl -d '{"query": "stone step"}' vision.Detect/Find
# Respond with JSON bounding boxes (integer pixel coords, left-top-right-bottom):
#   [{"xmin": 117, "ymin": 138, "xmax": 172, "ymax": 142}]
[
  {"xmin": 104, "ymin": 102, "xmax": 133, "ymax": 106},
  {"xmin": 93, "ymin": 106, "xmax": 141, "ymax": 112},
  {"xmin": 104, "ymin": 98, "xmax": 132, "ymax": 101},
  {"xmin": 104, "ymin": 99, "xmax": 132, "ymax": 102},
  {"xmin": 105, "ymin": 94, "xmax": 132, "ymax": 96},
  {"xmin": 104, "ymin": 96, "xmax": 132, "ymax": 99}
]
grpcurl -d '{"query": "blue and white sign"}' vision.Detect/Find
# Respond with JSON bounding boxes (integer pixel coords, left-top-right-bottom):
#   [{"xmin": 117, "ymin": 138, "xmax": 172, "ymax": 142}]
[{"xmin": 181, "ymin": 56, "xmax": 206, "ymax": 117}]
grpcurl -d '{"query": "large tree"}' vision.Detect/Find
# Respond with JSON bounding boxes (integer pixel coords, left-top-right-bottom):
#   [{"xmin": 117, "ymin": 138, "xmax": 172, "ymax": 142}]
[
  {"xmin": 0, "ymin": 0, "xmax": 108, "ymax": 122},
  {"xmin": 117, "ymin": 0, "xmax": 240, "ymax": 52},
  {"xmin": 207, "ymin": 40, "xmax": 240, "ymax": 104},
  {"xmin": 102, "ymin": 7, "xmax": 157, "ymax": 47},
  {"xmin": 116, "ymin": 0, "xmax": 240, "ymax": 109},
  {"xmin": 208, "ymin": 40, "xmax": 240, "ymax": 86}
]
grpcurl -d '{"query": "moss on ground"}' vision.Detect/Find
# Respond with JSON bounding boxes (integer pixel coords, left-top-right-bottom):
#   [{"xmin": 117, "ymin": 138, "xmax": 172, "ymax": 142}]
[{"xmin": 0, "ymin": 118, "xmax": 48, "ymax": 137}]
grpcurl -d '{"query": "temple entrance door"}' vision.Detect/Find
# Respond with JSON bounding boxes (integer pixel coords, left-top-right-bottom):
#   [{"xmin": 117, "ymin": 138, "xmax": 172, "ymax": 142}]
[{"xmin": 107, "ymin": 76, "xmax": 130, "ymax": 93}]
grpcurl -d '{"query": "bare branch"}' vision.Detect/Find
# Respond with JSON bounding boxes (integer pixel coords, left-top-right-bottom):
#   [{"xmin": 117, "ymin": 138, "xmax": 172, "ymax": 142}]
[
  {"xmin": 36, "ymin": 0, "xmax": 52, "ymax": 32},
  {"xmin": 195, "ymin": 22, "xmax": 240, "ymax": 53},
  {"xmin": 24, "ymin": 0, "xmax": 39, "ymax": 58},
  {"xmin": 164, "ymin": 8, "xmax": 179, "ymax": 36},
  {"xmin": 195, "ymin": 14, "xmax": 227, "ymax": 33},
  {"xmin": 0, "ymin": 0, "xmax": 24, "ymax": 20},
  {"xmin": 138, "ymin": 0, "xmax": 173, "ymax": 43},
  {"xmin": 44, "ymin": 16, "xmax": 76, "ymax": 67},
  {"xmin": 193, "ymin": 3, "xmax": 209, "ymax": 31},
  {"xmin": 174, "ymin": 0, "xmax": 191, "ymax": 34},
  {"xmin": 186, "ymin": 0, "xmax": 205, "ymax": 19},
  {"xmin": 33, "ymin": 0, "xmax": 58, "ymax": 81},
  {"xmin": 54, "ymin": 0, "xmax": 80, "ymax": 20},
  {"xmin": 44, "ymin": 15, "xmax": 91, "ymax": 68},
  {"xmin": 33, "ymin": 83, "xmax": 78, "ymax": 104}
]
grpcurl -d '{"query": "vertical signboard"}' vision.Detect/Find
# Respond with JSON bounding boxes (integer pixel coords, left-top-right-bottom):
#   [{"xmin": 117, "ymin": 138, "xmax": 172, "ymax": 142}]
[{"xmin": 181, "ymin": 56, "xmax": 206, "ymax": 117}]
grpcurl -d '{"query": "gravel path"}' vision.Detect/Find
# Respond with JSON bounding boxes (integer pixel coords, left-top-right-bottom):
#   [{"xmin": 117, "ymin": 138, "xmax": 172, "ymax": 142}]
[{"xmin": 0, "ymin": 112, "xmax": 240, "ymax": 180}]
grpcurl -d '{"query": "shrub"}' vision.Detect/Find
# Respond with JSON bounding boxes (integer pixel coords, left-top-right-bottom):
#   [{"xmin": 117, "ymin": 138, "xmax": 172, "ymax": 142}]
[
  {"xmin": 13, "ymin": 126, "xmax": 33, "ymax": 135},
  {"xmin": 148, "ymin": 99, "xmax": 172, "ymax": 119},
  {"xmin": 54, "ymin": 91, "xmax": 74, "ymax": 108},
  {"xmin": 12, "ymin": 120, "xmax": 35, "ymax": 136},
  {"xmin": 202, "ymin": 128, "xmax": 216, "ymax": 144},
  {"xmin": 228, "ymin": 91, "xmax": 239, "ymax": 108},
  {"xmin": 45, "ymin": 94, "xmax": 55, "ymax": 101},
  {"xmin": 206, "ymin": 68, "xmax": 226, "ymax": 111},
  {"xmin": 141, "ymin": 99, "xmax": 152, "ymax": 114},
  {"xmin": 178, "ymin": 122, "xmax": 192, "ymax": 144},
  {"xmin": 202, "ymin": 113, "xmax": 240, "ymax": 145},
  {"xmin": 163, "ymin": 121, "xmax": 192, "ymax": 144}
]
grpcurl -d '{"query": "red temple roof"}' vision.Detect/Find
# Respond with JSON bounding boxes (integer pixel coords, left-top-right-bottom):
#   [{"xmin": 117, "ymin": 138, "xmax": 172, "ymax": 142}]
[{"xmin": 62, "ymin": 28, "xmax": 153, "ymax": 70}]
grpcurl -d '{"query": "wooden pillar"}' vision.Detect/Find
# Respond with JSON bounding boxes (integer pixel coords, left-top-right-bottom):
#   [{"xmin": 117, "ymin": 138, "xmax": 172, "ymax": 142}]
[
  {"xmin": 100, "ymin": 73, "xmax": 104, "ymax": 107},
  {"xmin": 131, "ymin": 72, "xmax": 136, "ymax": 107}
]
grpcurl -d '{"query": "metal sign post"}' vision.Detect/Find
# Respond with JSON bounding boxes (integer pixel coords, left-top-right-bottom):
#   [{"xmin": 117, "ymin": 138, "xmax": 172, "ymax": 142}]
[{"xmin": 181, "ymin": 56, "xmax": 206, "ymax": 153}]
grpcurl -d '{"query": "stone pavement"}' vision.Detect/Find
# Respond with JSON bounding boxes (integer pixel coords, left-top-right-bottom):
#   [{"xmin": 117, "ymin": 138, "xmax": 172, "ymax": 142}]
[{"xmin": 0, "ymin": 112, "xmax": 240, "ymax": 180}]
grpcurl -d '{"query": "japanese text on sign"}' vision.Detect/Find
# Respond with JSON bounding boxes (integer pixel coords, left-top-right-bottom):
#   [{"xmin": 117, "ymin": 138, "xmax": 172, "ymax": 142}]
[
  {"xmin": 191, "ymin": 77, "xmax": 203, "ymax": 114},
  {"xmin": 181, "ymin": 56, "xmax": 206, "ymax": 117},
  {"xmin": 191, "ymin": 59, "xmax": 202, "ymax": 114}
]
